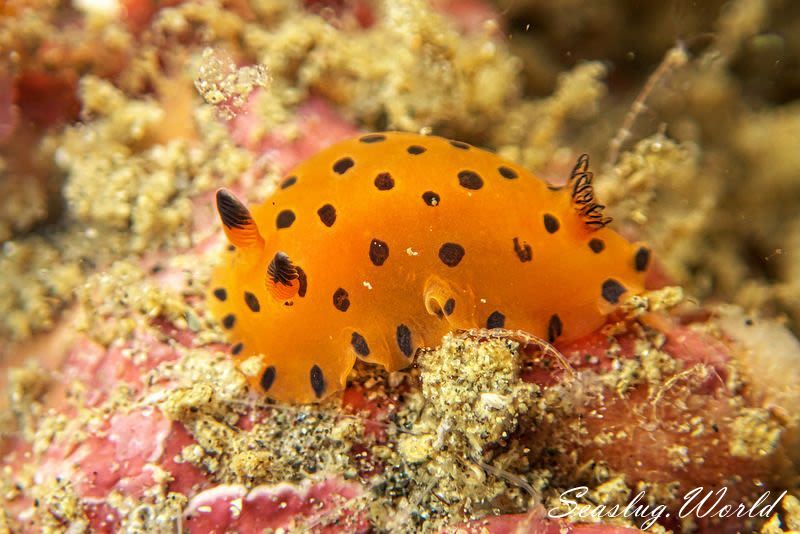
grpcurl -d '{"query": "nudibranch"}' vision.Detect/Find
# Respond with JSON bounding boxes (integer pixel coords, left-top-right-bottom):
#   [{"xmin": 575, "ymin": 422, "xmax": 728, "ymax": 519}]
[{"xmin": 209, "ymin": 132, "xmax": 650, "ymax": 403}]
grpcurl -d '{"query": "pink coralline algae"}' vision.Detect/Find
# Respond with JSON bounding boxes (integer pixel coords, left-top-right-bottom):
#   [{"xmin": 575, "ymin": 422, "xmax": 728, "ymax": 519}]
[{"xmin": 183, "ymin": 479, "xmax": 368, "ymax": 533}]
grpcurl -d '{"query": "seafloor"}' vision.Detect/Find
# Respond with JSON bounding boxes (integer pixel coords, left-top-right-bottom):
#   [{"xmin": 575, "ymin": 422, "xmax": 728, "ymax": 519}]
[{"xmin": 1, "ymin": 0, "xmax": 799, "ymax": 532}]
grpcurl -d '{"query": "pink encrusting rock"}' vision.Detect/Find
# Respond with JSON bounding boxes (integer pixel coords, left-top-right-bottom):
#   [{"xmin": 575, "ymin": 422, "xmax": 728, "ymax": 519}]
[
  {"xmin": 431, "ymin": 0, "xmax": 502, "ymax": 34},
  {"xmin": 183, "ymin": 478, "xmax": 368, "ymax": 533},
  {"xmin": 454, "ymin": 511, "xmax": 645, "ymax": 533},
  {"xmin": 515, "ymin": 309, "xmax": 797, "ymax": 532},
  {"xmin": 550, "ymin": 321, "xmax": 732, "ymax": 388},
  {"xmin": 228, "ymin": 95, "xmax": 360, "ymax": 167},
  {"xmin": 58, "ymin": 333, "xmax": 183, "ymax": 408},
  {"xmin": 57, "ymin": 408, "xmax": 170, "ymax": 500}
]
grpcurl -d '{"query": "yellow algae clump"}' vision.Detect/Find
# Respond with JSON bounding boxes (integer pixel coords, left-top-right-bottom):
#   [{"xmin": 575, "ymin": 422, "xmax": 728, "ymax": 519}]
[
  {"xmin": 602, "ymin": 134, "xmax": 709, "ymax": 284},
  {"xmin": 377, "ymin": 333, "xmax": 540, "ymax": 530},
  {"xmin": 193, "ymin": 47, "xmax": 270, "ymax": 120},
  {"xmin": 0, "ymin": 71, "xmax": 251, "ymax": 340},
  {"xmin": 241, "ymin": 0, "xmax": 521, "ymax": 135},
  {"xmin": 118, "ymin": 492, "xmax": 187, "ymax": 534},
  {"xmin": 784, "ymin": 494, "xmax": 800, "ymax": 531},
  {"xmin": 31, "ymin": 478, "xmax": 90, "ymax": 532},
  {"xmin": 61, "ymin": 77, "xmax": 194, "ymax": 251},
  {"xmin": 74, "ymin": 261, "xmax": 192, "ymax": 344},
  {"xmin": 0, "ymin": 238, "xmax": 83, "ymax": 340},
  {"xmin": 728, "ymin": 104, "xmax": 800, "ymax": 327},
  {"xmin": 58, "ymin": 75, "xmax": 251, "ymax": 253},
  {"xmin": 729, "ymin": 408, "xmax": 782, "ymax": 458},
  {"xmin": 159, "ymin": 371, "xmax": 361, "ymax": 485},
  {"xmin": 0, "ymin": 154, "xmax": 52, "ymax": 242},
  {"xmin": 6, "ymin": 364, "xmax": 50, "ymax": 440},
  {"xmin": 494, "ymin": 61, "xmax": 609, "ymax": 171},
  {"xmin": 417, "ymin": 334, "xmax": 536, "ymax": 457}
]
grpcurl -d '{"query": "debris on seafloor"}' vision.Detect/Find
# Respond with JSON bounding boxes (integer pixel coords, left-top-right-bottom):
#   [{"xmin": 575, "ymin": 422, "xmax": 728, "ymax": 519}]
[
  {"xmin": 387, "ymin": 334, "xmax": 541, "ymax": 527},
  {"xmin": 1, "ymin": 0, "xmax": 799, "ymax": 532}
]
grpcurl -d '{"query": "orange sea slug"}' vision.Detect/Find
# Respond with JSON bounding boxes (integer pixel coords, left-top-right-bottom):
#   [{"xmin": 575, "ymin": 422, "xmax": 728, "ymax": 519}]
[{"xmin": 209, "ymin": 132, "xmax": 650, "ymax": 403}]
